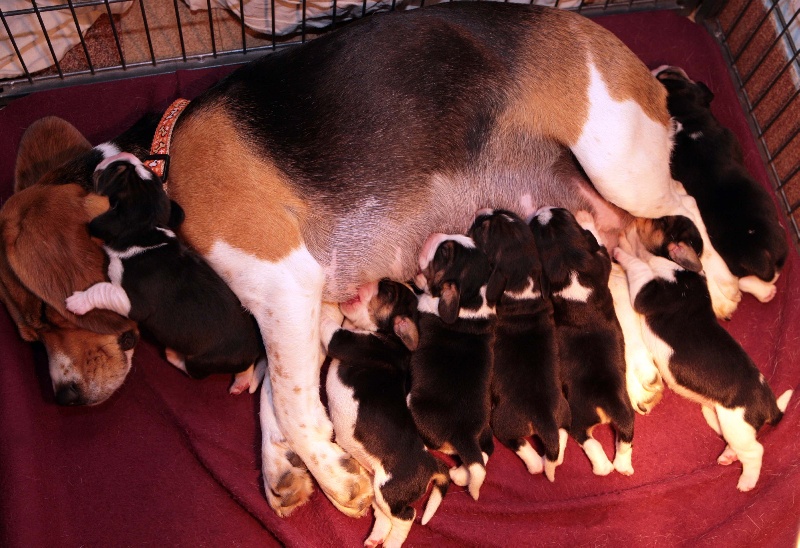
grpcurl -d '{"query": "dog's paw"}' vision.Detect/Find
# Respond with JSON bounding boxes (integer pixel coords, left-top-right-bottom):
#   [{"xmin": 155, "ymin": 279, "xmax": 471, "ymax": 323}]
[
  {"xmin": 705, "ymin": 259, "xmax": 742, "ymax": 320},
  {"xmin": 738, "ymin": 275, "xmax": 777, "ymax": 303},
  {"xmin": 263, "ymin": 448, "xmax": 314, "ymax": 517},
  {"xmin": 736, "ymin": 471, "xmax": 759, "ymax": 492},
  {"xmin": 311, "ymin": 444, "xmax": 373, "ymax": 518},
  {"xmin": 613, "ymin": 454, "xmax": 634, "ymax": 476},
  {"xmin": 626, "ymin": 353, "xmax": 664, "ymax": 415},
  {"xmin": 717, "ymin": 445, "xmax": 739, "ymax": 466},
  {"xmin": 65, "ymin": 291, "xmax": 92, "ymax": 316},
  {"xmin": 229, "ymin": 358, "xmax": 267, "ymax": 395}
]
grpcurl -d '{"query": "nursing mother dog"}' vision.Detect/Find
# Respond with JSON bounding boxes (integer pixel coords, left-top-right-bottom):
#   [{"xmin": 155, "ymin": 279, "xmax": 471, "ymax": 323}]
[{"xmin": 161, "ymin": 3, "xmax": 740, "ymax": 516}]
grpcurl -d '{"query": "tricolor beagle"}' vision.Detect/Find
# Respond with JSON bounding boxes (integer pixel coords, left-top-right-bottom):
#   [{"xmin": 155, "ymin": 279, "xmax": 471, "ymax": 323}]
[
  {"xmin": 321, "ymin": 279, "xmax": 448, "ymax": 548},
  {"xmin": 65, "ymin": 154, "xmax": 265, "ymax": 389},
  {"xmin": 530, "ymin": 208, "xmax": 635, "ymax": 476},
  {"xmin": 468, "ymin": 209, "xmax": 570, "ymax": 482},
  {"xmin": 614, "ymin": 232, "xmax": 792, "ymax": 491},
  {"xmin": 410, "ymin": 233, "xmax": 495, "ymax": 501},
  {"xmin": 14, "ymin": 3, "xmax": 745, "ymax": 516},
  {"xmin": 654, "ymin": 66, "xmax": 788, "ymax": 303}
]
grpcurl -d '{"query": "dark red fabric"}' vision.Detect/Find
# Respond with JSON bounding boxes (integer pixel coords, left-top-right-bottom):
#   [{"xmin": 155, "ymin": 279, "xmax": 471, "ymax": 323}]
[{"xmin": 0, "ymin": 10, "xmax": 797, "ymax": 547}]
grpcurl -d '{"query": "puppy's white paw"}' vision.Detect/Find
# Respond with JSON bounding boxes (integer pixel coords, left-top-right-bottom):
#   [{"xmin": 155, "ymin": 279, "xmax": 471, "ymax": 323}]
[
  {"xmin": 613, "ymin": 455, "xmax": 634, "ymax": 476},
  {"xmin": 65, "ymin": 291, "xmax": 92, "ymax": 316},
  {"xmin": 717, "ymin": 445, "xmax": 739, "ymax": 466},
  {"xmin": 626, "ymin": 353, "xmax": 664, "ymax": 415},
  {"xmin": 449, "ymin": 465, "xmax": 469, "ymax": 486},
  {"xmin": 705, "ymin": 259, "xmax": 741, "ymax": 320},
  {"xmin": 736, "ymin": 472, "xmax": 759, "ymax": 492},
  {"xmin": 592, "ymin": 459, "xmax": 615, "ymax": 476},
  {"xmin": 738, "ymin": 275, "xmax": 777, "ymax": 303}
]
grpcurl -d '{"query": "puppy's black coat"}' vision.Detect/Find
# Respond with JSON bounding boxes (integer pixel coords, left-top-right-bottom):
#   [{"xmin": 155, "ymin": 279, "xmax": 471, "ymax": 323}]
[
  {"xmin": 531, "ymin": 208, "xmax": 634, "ymax": 475},
  {"xmin": 410, "ymin": 236, "xmax": 495, "ymax": 499},
  {"xmin": 89, "ymin": 159, "xmax": 264, "ymax": 378},
  {"xmin": 469, "ymin": 209, "xmax": 570, "ymax": 480},
  {"xmin": 325, "ymin": 280, "xmax": 448, "ymax": 541},
  {"xmin": 657, "ymin": 67, "xmax": 787, "ymax": 282}
]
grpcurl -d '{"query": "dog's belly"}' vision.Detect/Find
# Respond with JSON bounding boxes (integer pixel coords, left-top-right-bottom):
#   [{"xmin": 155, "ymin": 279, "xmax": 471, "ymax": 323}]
[{"xmin": 313, "ymin": 141, "xmax": 599, "ymax": 301}]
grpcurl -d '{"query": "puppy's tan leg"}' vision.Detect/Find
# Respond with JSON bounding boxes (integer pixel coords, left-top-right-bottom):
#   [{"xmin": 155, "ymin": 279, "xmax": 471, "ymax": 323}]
[
  {"xmin": 715, "ymin": 405, "xmax": 763, "ymax": 491},
  {"xmin": 365, "ymin": 502, "xmax": 393, "ymax": 548}
]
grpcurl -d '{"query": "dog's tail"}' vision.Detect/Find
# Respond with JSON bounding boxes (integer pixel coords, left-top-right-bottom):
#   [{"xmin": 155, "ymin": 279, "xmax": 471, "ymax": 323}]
[
  {"xmin": 421, "ymin": 462, "xmax": 450, "ymax": 526},
  {"xmin": 768, "ymin": 389, "xmax": 793, "ymax": 425}
]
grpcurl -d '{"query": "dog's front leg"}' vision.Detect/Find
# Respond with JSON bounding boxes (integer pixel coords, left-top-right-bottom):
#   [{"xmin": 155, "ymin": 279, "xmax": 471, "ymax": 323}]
[{"xmin": 210, "ymin": 243, "xmax": 372, "ymax": 517}]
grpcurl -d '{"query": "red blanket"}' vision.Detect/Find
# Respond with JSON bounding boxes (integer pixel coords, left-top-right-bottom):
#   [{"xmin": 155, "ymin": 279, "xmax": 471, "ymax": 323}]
[{"xmin": 1, "ymin": 10, "xmax": 797, "ymax": 547}]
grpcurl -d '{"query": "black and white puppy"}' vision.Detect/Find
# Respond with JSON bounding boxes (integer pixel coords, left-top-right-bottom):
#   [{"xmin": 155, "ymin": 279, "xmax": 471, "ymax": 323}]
[
  {"xmin": 410, "ymin": 233, "xmax": 495, "ymax": 500},
  {"xmin": 66, "ymin": 153, "xmax": 265, "ymax": 390},
  {"xmin": 654, "ymin": 65, "xmax": 788, "ymax": 302},
  {"xmin": 530, "ymin": 208, "xmax": 635, "ymax": 476},
  {"xmin": 468, "ymin": 209, "xmax": 570, "ymax": 482},
  {"xmin": 614, "ymin": 233, "xmax": 792, "ymax": 491},
  {"xmin": 321, "ymin": 279, "xmax": 448, "ymax": 548}
]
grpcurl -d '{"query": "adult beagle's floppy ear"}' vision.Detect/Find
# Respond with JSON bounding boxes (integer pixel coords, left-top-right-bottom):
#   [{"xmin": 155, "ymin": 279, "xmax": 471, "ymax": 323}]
[
  {"xmin": 14, "ymin": 117, "xmax": 92, "ymax": 192},
  {"xmin": 438, "ymin": 281, "xmax": 461, "ymax": 324},
  {"xmin": 2, "ymin": 184, "xmax": 133, "ymax": 336},
  {"xmin": 393, "ymin": 316, "xmax": 419, "ymax": 351}
]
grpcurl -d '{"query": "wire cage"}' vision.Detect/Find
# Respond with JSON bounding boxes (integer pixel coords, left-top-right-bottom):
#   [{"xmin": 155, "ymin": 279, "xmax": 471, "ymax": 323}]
[{"xmin": 1, "ymin": 0, "xmax": 798, "ymax": 243}]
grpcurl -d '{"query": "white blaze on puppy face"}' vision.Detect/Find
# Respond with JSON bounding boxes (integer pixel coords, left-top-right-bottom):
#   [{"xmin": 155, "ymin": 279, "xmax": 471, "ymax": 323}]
[
  {"xmin": 554, "ymin": 271, "xmax": 593, "ymax": 302},
  {"xmin": 534, "ymin": 206, "xmax": 554, "ymax": 225},
  {"xmin": 94, "ymin": 142, "xmax": 121, "ymax": 160}
]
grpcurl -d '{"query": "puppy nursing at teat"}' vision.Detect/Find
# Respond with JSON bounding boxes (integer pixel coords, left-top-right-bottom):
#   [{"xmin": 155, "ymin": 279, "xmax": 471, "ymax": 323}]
[
  {"xmin": 614, "ymin": 231, "xmax": 792, "ymax": 491},
  {"xmin": 531, "ymin": 208, "xmax": 636, "ymax": 476},
  {"xmin": 65, "ymin": 154, "xmax": 266, "ymax": 394},
  {"xmin": 409, "ymin": 233, "xmax": 496, "ymax": 501},
  {"xmin": 468, "ymin": 209, "xmax": 570, "ymax": 482},
  {"xmin": 321, "ymin": 279, "xmax": 448, "ymax": 548},
  {"xmin": 655, "ymin": 65, "xmax": 788, "ymax": 302}
]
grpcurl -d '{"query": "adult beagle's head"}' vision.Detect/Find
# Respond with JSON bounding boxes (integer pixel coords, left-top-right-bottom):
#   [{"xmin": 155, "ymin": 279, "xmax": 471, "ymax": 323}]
[{"xmin": 0, "ymin": 117, "xmax": 139, "ymax": 405}]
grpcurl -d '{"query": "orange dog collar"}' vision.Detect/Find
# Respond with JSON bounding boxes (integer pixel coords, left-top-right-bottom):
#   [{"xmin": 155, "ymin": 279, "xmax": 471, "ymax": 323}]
[{"xmin": 146, "ymin": 98, "xmax": 190, "ymax": 182}]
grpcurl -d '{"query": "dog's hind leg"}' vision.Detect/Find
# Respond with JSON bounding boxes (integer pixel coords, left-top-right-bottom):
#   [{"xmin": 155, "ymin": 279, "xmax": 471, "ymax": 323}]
[
  {"xmin": 716, "ymin": 405, "xmax": 763, "ymax": 491},
  {"xmin": 207, "ymin": 243, "xmax": 372, "ymax": 517},
  {"xmin": 570, "ymin": 67, "xmax": 740, "ymax": 319}
]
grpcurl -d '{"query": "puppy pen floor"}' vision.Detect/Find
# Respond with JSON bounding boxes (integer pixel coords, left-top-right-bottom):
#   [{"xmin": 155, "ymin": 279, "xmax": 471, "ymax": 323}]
[{"xmin": 0, "ymin": 8, "xmax": 798, "ymax": 548}]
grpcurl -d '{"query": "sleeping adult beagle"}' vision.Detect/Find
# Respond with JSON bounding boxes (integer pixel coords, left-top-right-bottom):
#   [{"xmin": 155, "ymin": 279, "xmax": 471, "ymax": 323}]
[
  {"xmin": 14, "ymin": 3, "xmax": 744, "ymax": 517},
  {"xmin": 0, "ymin": 118, "xmax": 139, "ymax": 406}
]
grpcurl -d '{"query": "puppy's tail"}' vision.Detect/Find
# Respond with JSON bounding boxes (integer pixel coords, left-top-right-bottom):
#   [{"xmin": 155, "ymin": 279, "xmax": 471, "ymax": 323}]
[
  {"xmin": 420, "ymin": 463, "xmax": 450, "ymax": 526},
  {"xmin": 768, "ymin": 389, "xmax": 793, "ymax": 425}
]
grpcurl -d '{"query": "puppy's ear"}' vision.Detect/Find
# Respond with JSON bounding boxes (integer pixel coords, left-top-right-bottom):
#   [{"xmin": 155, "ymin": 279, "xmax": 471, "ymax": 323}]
[
  {"xmin": 14, "ymin": 117, "xmax": 91, "ymax": 192},
  {"xmin": 582, "ymin": 229, "xmax": 601, "ymax": 253},
  {"xmin": 168, "ymin": 200, "xmax": 185, "ymax": 229},
  {"xmin": 88, "ymin": 210, "xmax": 123, "ymax": 242},
  {"xmin": 697, "ymin": 82, "xmax": 714, "ymax": 107},
  {"xmin": 485, "ymin": 266, "xmax": 507, "ymax": 307},
  {"xmin": 438, "ymin": 281, "xmax": 460, "ymax": 324},
  {"xmin": 668, "ymin": 242, "xmax": 703, "ymax": 272},
  {"xmin": 393, "ymin": 315, "xmax": 419, "ymax": 351}
]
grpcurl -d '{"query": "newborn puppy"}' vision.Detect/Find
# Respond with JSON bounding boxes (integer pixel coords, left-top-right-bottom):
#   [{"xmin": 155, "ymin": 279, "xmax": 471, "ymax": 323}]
[
  {"xmin": 321, "ymin": 279, "xmax": 448, "ymax": 548},
  {"xmin": 410, "ymin": 233, "xmax": 495, "ymax": 500},
  {"xmin": 66, "ymin": 153, "xmax": 265, "ymax": 390},
  {"xmin": 655, "ymin": 66, "xmax": 788, "ymax": 302},
  {"xmin": 469, "ymin": 209, "xmax": 570, "ymax": 481},
  {"xmin": 530, "ymin": 208, "xmax": 635, "ymax": 476},
  {"xmin": 614, "ymin": 232, "xmax": 792, "ymax": 491}
]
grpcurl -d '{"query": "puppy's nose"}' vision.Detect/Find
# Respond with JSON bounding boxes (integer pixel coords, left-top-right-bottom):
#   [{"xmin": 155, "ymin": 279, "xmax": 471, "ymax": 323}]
[
  {"xmin": 118, "ymin": 329, "xmax": 139, "ymax": 351},
  {"xmin": 55, "ymin": 383, "xmax": 84, "ymax": 406}
]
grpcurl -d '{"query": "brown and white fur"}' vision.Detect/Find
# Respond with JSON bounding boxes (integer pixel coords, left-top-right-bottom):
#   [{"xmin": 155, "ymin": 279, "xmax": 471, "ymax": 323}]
[
  {"xmin": 614, "ymin": 232, "xmax": 792, "ymax": 491},
  {"xmin": 0, "ymin": 118, "xmax": 139, "ymax": 406},
  {"xmin": 321, "ymin": 280, "xmax": 448, "ymax": 548},
  {"xmin": 24, "ymin": 4, "xmax": 743, "ymax": 515}
]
